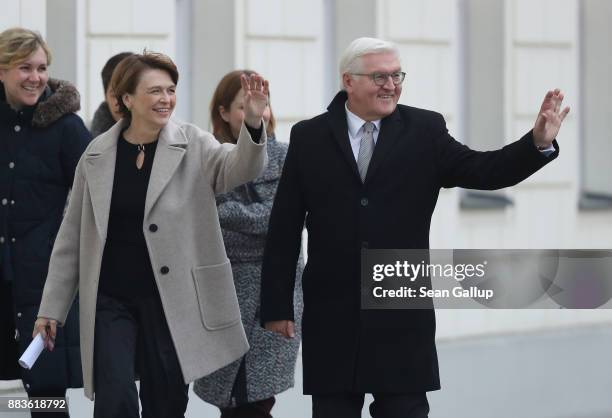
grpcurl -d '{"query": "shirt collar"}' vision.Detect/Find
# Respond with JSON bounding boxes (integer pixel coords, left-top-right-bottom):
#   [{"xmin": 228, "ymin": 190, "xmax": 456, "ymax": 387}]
[{"xmin": 345, "ymin": 101, "xmax": 381, "ymax": 137}]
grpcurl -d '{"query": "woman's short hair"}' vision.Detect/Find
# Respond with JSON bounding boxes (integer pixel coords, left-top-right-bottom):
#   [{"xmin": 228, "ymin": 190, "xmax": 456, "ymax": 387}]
[
  {"xmin": 110, "ymin": 51, "xmax": 179, "ymax": 119},
  {"xmin": 0, "ymin": 27, "xmax": 52, "ymax": 71},
  {"xmin": 209, "ymin": 69, "xmax": 276, "ymax": 143},
  {"xmin": 338, "ymin": 37, "xmax": 400, "ymax": 88}
]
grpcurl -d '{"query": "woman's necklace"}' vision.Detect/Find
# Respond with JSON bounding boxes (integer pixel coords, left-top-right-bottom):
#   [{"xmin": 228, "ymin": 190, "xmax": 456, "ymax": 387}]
[{"xmin": 136, "ymin": 144, "xmax": 145, "ymax": 170}]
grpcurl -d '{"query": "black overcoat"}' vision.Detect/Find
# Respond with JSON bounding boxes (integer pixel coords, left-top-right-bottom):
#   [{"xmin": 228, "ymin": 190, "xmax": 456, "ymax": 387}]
[
  {"xmin": 0, "ymin": 80, "xmax": 90, "ymax": 392},
  {"xmin": 261, "ymin": 91, "xmax": 558, "ymax": 394}
]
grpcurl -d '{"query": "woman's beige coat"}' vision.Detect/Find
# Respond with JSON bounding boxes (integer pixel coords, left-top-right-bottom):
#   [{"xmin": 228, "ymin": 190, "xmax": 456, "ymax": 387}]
[{"xmin": 38, "ymin": 118, "xmax": 267, "ymax": 400}]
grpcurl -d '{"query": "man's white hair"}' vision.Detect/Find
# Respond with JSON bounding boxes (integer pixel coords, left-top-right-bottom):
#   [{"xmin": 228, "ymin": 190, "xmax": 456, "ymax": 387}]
[{"xmin": 338, "ymin": 37, "xmax": 400, "ymax": 88}]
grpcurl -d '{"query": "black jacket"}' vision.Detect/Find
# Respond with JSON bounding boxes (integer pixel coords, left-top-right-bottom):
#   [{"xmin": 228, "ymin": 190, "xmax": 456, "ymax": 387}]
[
  {"xmin": 261, "ymin": 91, "xmax": 558, "ymax": 394},
  {"xmin": 0, "ymin": 79, "xmax": 90, "ymax": 392}
]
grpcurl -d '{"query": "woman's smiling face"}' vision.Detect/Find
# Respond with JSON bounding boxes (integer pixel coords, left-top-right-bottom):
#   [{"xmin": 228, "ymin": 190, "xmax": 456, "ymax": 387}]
[{"xmin": 0, "ymin": 46, "xmax": 49, "ymax": 110}]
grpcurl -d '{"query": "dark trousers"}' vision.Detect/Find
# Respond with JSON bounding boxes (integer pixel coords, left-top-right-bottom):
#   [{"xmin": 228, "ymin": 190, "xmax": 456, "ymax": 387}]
[
  {"xmin": 219, "ymin": 398, "xmax": 275, "ymax": 418},
  {"xmin": 219, "ymin": 358, "xmax": 276, "ymax": 418},
  {"xmin": 0, "ymin": 279, "xmax": 20, "ymax": 379},
  {"xmin": 312, "ymin": 393, "xmax": 429, "ymax": 418},
  {"xmin": 93, "ymin": 291, "xmax": 188, "ymax": 418},
  {"xmin": 2, "ymin": 278, "xmax": 69, "ymax": 418}
]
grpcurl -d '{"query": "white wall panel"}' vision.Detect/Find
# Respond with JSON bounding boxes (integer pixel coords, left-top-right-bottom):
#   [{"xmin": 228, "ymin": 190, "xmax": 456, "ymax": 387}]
[
  {"xmin": 384, "ymin": 0, "xmax": 454, "ymax": 40},
  {"xmin": 20, "ymin": 0, "xmax": 46, "ymax": 32},
  {"xmin": 81, "ymin": 0, "xmax": 176, "ymax": 121},
  {"xmin": 514, "ymin": 49, "xmax": 574, "ymax": 116},
  {"xmin": 384, "ymin": 0, "xmax": 425, "ymax": 39},
  {"xmin": 508, "ymin": 0, "xmax": 578, "ymax": 192},
  {"xmin": 247, "ymin": 0, "xmax": 317, "ymax": 38},
  {"xmin": 429, "ymin": 189, "xmax": 461, "ymax": 248},
  {"xmin": 246, "ymin": 40, "xmax": 303, "ymax": 118},
  {"xmin": 302, "ymin": 39, "xmax": 325, "ymax": 115},
  {"xmin": 133, "ymin": 0, "xmax": 174, "ymax": 34},
  {"xmin": 0, "ymin": 1, "xmax": 21, "ymax": 29},
  {"xmin": 242, "ymin": 0, "xmax": 324, "ymax": 142},
  {"xmin": 0, "ymin": 0, "xmax": 45, "ymax": 34},
  {"xmin": 515, "ymin": 0, "xmax": 575, "ymax": 43},
  {"xmin": 514, "ymin": 188, "xmax": 567, "ymax": 247},
  {"xmin": 246, "ymin": 0, "xmax": 283, "ymax": 36},
  {"xmin": 88, "ymin": 0, "xmax": 132, "ymax": 34},
  {"xmin": 420, "ymin": 0, "xmax": 455, "ymax": 40},
  {"xmin": 397, "ymin": 44, "xmax": 453, "ymax": 114},
  {"xmin": 283, "ymin": 0, "xmax": 321, "ymax": 38}
]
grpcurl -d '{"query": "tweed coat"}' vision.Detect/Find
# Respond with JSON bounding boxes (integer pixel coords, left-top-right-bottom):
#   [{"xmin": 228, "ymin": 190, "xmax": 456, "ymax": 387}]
[
  {"xmin": 194, "ymin": 136, "xmax": 304, "ymax": 407},
  {"xmin": 261, "ymin": 90, "xmax": 559, "ymax": 394},
  {"xmin": 0, "ymin": 79, "xmax": 88, "ymax": 391},
  {"xmin": 38, "ymin": 117, "xmax": 267, "ymax": 400}
]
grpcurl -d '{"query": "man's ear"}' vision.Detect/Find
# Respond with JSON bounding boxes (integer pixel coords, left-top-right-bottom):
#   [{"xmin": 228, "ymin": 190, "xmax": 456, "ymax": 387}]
[
  {"xmin": 342, "ymin": 73, "xmax": 354, "ymax": 93},
  {"xmin": 219, "ymin": 105, "xmax": 230, "ymax": 123}
]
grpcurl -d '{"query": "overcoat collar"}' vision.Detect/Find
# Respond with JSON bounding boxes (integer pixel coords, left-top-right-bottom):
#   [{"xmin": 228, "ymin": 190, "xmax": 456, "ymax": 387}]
[
  {"xmin": 84, "ymin": 118, "xmax": 188, "ymax": 238},
  {"xmin": 326, "ymin": 90, "xmax": 405, "ymax": 185}
]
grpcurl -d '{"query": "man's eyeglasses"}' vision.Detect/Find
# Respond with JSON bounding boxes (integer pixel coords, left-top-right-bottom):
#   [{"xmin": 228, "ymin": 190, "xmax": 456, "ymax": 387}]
[{"xmin": 350, "ymin": 71, "xmax": 406, "ymax": 86}]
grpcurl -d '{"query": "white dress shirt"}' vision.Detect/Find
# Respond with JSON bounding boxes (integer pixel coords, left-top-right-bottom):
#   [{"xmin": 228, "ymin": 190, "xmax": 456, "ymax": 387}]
[{"xmin": 345, "ymin": 101, "xmax": 381, "ymax": 161}]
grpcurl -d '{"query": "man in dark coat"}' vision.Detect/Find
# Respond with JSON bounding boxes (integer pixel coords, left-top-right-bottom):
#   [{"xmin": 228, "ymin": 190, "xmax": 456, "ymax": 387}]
[
  {"xmin": 0, "ymin": 77, "xmax": 90, "ymax": 416},
  {"xmin": 260, "ymin": 37, "xmax": 570, "ymax": 418}
]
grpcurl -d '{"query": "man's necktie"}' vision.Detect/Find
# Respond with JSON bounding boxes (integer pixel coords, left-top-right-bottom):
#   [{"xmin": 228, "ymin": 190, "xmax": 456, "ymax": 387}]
[{"xmin": 357, "ymin": 121, "xmax": 375, "ymax": 182}]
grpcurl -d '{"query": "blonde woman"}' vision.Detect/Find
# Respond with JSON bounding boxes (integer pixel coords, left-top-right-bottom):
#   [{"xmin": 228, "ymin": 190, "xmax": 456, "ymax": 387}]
[{"xmin": 0, "ymin": 27, "xmax": 90, "ymax": 418}]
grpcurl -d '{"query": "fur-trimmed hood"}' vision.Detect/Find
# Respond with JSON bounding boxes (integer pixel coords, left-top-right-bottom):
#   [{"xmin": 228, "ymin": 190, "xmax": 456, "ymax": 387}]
[{"xmin": 0, "ymin": 78, "xmax": 81, "ymax": 128}]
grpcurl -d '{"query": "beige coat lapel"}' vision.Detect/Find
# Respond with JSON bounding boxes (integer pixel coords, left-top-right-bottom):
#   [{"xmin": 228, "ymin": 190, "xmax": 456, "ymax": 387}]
[
  {"xmin": 84, "ymin": 120, "xmax": 124, "ymax": 239},
  {"xmin": 144, "ymin": 120, "xmax": 188, "ymax": 219}
]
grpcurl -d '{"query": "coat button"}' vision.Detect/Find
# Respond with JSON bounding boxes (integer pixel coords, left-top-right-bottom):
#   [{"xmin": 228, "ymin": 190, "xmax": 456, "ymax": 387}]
[
  {"xmin": 14, "ymin": 329, "xmax": 20, "ymax": 342},
  {"xmin": 25, "ymin": 383, "xmax": 30, "ymax": 389},
  {"xmin": 17, "ymin": 312, "xmax": 22, "ymax": 318},
  {"xmin": 160, "ymin": 266, "xmax": 169, "ymax": 274},
  {"xmin": 360, "ymin": 197, "xmax": 369, "ymax": 207},
  {"xmin": 14, "ymin": 125, "xmax": 21, "ymax": 132},
  {"xmin": 10, "ymin": 200, "xmax": 14, "ymax": 205},
  {"xmin": 0, "ymin": 236, "xmax": 4, "ymax": 244},
  {"xmin": 1, "ymin": 198, "xmax": 7, "ymax": 206},
  {"xmin": 11, "ymin": 237, "xmax": 16, "ymax": 243},
  {"xmin": 149, "ymin": 224, "xmax": 158, "ymax": 232},
  {"xmin": 9, "ymin": 162, "xmax": 15, "ymax": 169}
]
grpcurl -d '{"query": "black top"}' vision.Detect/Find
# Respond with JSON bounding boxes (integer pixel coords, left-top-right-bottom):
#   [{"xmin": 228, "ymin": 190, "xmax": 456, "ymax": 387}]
[
  {"xmin": 98, "ymin": 133, "xmax": 158, "ymax": 300},
  {"xmin": 98, "ymin": 123, "xmax": 262, "ymax": 301}
]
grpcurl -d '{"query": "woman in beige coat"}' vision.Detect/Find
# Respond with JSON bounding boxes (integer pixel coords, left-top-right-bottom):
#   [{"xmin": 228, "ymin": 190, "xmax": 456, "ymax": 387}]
[{"xmin": 33, "ymin": 52, "xmax": 268, "ymax": 418}]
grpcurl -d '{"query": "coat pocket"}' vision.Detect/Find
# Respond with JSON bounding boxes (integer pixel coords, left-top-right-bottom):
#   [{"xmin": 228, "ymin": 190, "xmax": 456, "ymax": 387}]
[{"xmin": 192, "ymin": 261, "xmax": 241, "ymax": 331}]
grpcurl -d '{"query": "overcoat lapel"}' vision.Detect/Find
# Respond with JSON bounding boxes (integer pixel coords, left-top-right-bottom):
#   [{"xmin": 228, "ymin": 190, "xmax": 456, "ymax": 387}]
[
  {"xmin": 83, "ymin": 122, "xmax": 122, "ymax": 239},
  {"xmin": 144, "ymin": 120, "xmax": 187, "ymax": 219},
  {"xmin": 364, "ymin": 107, "xmax": 404, "ymax": 184},
  {"xmin": 326, "ymin": 92, "xmax": 361, "ymax": 183}
]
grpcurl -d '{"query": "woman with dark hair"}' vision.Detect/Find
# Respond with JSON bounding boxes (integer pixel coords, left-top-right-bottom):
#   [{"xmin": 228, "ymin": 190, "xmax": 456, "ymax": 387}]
[
  {"xmin": 0, "ymin": 27, "xmax": 89, "ymax": 417},
  {"xmin": 90, "ymin": 51, "xmax": 134, "ymax": 137},
  {"xmin": 34, "ymin": 53, "xmax": 269, "ymax": 418},
  {"xmin": 194, "ymin": 69, "xmax": 303, "ymax": 418}
]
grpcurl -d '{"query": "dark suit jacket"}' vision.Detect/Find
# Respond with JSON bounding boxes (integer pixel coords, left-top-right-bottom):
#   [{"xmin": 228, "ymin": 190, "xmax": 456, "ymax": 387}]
[{"xmin": 261, "ymin": 91, "xmax": 558, "ymax": 394}]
